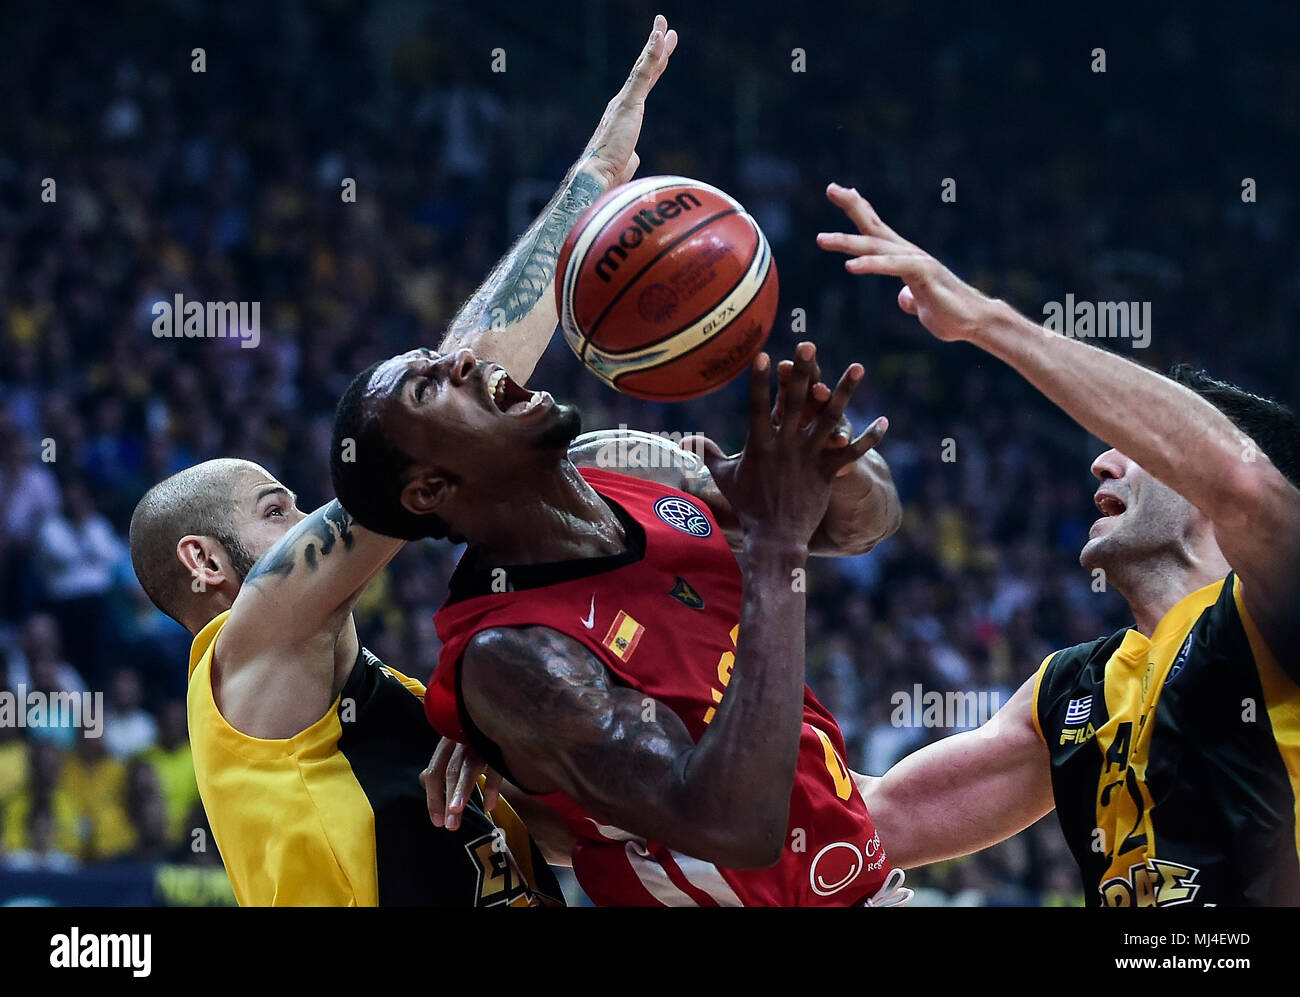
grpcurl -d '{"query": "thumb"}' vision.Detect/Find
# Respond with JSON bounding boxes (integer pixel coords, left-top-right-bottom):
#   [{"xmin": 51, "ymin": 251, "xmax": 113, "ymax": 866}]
[
  {"xmin": 678, "ymin": 434, "xmax": 727, "ymax": 474},
  {"xmin": 898, "ymin": 285, "xmax": 918, "ymax": 315}
]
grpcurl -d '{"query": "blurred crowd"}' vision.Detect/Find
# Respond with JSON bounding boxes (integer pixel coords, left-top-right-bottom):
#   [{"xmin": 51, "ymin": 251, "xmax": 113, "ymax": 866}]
[{"xmin": 0, "ymin": 2, "xmax": 1295, "ymax": 904}]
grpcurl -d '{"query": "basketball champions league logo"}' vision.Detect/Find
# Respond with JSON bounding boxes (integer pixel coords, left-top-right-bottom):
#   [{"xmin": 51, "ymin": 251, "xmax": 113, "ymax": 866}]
[{"xmin": 653, "ymin": 496, "xmax": 712, "ymax": 537}]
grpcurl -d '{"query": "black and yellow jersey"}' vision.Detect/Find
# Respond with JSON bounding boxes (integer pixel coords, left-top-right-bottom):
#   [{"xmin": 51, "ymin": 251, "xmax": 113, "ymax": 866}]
[
  {"xmin": 187, "ymin": 610, "xmax": 564, "ymax": 907},
  {"xmin": 1033, "ymin": 574, "xmax": 1300, "ymax": 906}
]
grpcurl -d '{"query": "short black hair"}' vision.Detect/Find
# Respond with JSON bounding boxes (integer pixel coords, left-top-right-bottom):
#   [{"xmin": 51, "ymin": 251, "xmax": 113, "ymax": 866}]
[
  {"xmin": 330, "ymin": 361, "xmax": 453, "ymax": 541},
  {"xmin": 1170, "ymin": 363, "xmax": 1300, "ymax": 490}
]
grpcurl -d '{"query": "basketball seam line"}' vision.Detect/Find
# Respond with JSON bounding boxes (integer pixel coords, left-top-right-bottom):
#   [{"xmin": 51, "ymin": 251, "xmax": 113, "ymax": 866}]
[
  {"xmin": 611, "ymin": 229, "xmax": 773, "ymax": 393},
  {"xmin": 582, "ymin": 207, "xmax": 741, "ymax": 351}
]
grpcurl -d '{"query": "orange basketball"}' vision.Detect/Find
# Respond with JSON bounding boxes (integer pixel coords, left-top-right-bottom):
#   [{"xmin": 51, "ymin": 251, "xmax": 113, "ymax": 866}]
[{"xmin": 556, "ymin": 175, "xmax": 779, "ymax": 401}]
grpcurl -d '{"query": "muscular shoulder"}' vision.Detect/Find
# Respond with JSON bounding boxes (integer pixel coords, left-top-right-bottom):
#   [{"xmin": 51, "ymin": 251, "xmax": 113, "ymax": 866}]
[
  {"xmin": 462, "ymin": 626, "xmax": 612, "ymax": 723},
  {"xmin": 568, "ymin": 429, "xmax": 708, "ymax": 492}
]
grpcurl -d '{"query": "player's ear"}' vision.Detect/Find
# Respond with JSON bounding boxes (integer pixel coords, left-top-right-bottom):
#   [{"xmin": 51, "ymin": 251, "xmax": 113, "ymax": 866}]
[
  {"xmin": 401, "ymin": 469, "xmax": 451, "ymax": 519},
  {"xmin": 177, "ymin": 535, "xmax": 230, "ymax": 592}
]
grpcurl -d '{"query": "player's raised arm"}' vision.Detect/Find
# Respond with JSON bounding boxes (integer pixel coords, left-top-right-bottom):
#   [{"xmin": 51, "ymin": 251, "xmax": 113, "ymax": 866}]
[
  {"xmin": 213, "ymin": 501, "xmax": 402, "ymax": 735},
  {"xmin": 568, "ymin": 344, "xmax": 900, "ymax": 557},
  {"xmin": 852, "ymin": 673, "xmax": 1055, "ymax": 869},
  {"xmin": 818, "ymin": 183, "xmax": 1300, "ymax": 660},
  {"xmin": 458, "ymin": 352, "xmax": 878, "ymax": 867},
  {"xmin": 438, "ymin": 16, "xmax": 678, "ymax": 384}
]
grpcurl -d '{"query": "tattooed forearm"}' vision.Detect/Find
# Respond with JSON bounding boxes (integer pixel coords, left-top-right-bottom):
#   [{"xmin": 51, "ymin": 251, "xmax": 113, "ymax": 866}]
[
  {"xmin": 443, "ymin": 170, "xmax": 605, "ymax": 340},
  {"xmin": 244, "ymin": 500, "xmax": 357, "ymax": 588}
]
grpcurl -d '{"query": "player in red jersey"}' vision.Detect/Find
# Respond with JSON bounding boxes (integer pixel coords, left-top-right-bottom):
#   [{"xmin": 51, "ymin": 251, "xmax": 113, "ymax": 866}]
[{"xmin": 329, "ymin": 342, "xmax": 908, "ymax": 906}]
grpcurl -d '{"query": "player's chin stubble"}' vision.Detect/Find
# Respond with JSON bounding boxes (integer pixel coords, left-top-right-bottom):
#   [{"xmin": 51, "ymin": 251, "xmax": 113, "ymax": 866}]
[{"xmin": 537, "ymin": 403, "xmax": 583, "ymax": 452}]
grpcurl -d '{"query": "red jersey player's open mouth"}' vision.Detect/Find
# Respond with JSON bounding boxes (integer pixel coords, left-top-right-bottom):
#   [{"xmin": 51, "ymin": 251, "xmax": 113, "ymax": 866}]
[{"xmin": 483, "ymin": 364, "xmax": 553, "ymax": 416}]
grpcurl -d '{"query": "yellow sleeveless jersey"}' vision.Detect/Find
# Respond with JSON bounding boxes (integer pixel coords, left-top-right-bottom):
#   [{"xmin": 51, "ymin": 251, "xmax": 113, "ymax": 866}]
[
  {"xmin": 187, "ymin": 611, "xmax": 564, "ymax": 907},
  {"xmin": 1033, "ymin": 574, "xmax": 1300, "ymax": 906}
]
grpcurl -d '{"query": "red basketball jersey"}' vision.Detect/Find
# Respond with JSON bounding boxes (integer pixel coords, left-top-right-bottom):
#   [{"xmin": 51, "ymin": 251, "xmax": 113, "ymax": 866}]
[{"xmin": 427, "ymin": 467, "xmax": 893, "ymax": 906}]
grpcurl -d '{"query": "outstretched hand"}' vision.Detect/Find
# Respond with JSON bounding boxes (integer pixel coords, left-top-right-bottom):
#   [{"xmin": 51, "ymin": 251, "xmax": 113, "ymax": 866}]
[
  {"xmin": 578, "ymin": 15, "xmax": 679, "ymax": 189},
  {"xmin": 686, "ymin": 344, "xmax": 887, "ymax": 549},
  {"xmin": 816, "ymin": 183, "xmax": 999, "ymax": 345}
]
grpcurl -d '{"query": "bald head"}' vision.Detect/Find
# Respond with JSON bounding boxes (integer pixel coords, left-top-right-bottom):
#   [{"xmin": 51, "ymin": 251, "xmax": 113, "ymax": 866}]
[{"xmin": 129, "ymin": 459, "xmax": 269, "ymax": 630}]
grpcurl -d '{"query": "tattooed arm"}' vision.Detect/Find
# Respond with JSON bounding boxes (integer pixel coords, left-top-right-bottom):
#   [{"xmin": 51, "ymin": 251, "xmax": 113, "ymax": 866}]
[
  {"xmin": 213, "ymin": 501, "xmax": 403, "ymax": 738},
  {"xmin": 438, "ymin": 16, "xmax": 678, "ymax": 383}
]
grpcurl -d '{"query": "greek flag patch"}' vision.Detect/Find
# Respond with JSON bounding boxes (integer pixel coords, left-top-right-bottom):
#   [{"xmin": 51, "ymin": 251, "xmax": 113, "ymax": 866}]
[{"xmin": 1065, "ymin": 696, "xmax": 1093, "ymax": 724}]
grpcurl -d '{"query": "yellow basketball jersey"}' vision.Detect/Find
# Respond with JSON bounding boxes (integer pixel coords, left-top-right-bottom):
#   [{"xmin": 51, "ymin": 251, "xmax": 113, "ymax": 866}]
[{"xmin": 187, "ymin": 611, "xmax": 563, "ymax": 907}]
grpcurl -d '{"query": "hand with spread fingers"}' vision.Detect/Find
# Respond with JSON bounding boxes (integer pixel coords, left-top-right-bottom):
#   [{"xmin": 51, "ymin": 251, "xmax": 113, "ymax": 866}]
[
  {"xmin": 817, "ymin": 182, "xmax": 1000, "ymax": 345},
  {"xmin": 578, "ymin": 14, "xmax": 679, "ymax": 189},
  {"xmin": 689, "ymin": 343, "xmax": 888, "ymax": 550}
]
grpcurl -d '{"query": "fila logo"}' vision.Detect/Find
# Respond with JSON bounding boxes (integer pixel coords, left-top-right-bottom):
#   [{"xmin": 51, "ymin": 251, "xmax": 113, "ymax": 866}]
[
  {"xmin": 1060, "ymin": 722, "xmax": 1096, "ymax": 746},
  {"xmin": 1065, "ymin": 696, "xmax": 1093, "ymax": 724},
  {"xmin": 667, "ymin": 576, "xmax": 705, "ymax": 610}
]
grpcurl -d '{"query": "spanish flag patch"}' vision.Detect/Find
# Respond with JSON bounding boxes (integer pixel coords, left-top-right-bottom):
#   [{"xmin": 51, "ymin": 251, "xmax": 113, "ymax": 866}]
[{"xmin": 602, "ymin": 610, "xmax": 646, "ymax": 662}]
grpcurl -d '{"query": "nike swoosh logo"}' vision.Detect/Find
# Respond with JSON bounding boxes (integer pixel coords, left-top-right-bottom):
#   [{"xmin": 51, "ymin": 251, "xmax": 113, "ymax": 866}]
[{"xmin": 580, "ymin": 595, "xmax": 596, "ymax": 629}]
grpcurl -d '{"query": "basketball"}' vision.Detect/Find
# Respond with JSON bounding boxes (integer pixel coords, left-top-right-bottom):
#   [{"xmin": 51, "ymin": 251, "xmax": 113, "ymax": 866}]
[{"xmin": 556, "ymin": 175, "xmax": 779, "ymax": 400}]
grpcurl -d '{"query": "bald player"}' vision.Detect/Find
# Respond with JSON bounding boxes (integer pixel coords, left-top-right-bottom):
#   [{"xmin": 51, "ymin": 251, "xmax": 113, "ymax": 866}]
[{"xmin": 128, "ymin": 16, "xmax": 679, "ymax": 905}]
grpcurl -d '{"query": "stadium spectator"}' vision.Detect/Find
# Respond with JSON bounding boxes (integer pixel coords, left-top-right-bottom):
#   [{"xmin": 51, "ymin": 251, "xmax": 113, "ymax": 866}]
[{"xmin": 102, "ymin": 667, "xmax": 158, "ymax": 760}]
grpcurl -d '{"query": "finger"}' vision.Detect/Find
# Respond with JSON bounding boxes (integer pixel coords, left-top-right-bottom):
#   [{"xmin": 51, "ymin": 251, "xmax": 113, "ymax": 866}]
[
  {"xmin": 624, "ymin": 17, "xmax": 668, "ymax": 101},
  {"xmin": 442, "ymin": 741, "xmax": 466, "ymax": 828},
  {"xmin": 779, "ymin": 342, "xmax": 817, "ymax": 440},
  {"xmin": 618, "ymin": 150, "xmax": 641, "ymax": 185},
  {"xmin": 898, "ymin": 285, "xmax": 919, "ymax": 315},
  {"xmin": 746, "ymin": 352, "xmax": 773, "ymax": 443},
  {"xmin": 482, "ymin": 769, "xmax": 504, "ymax": 813},
  {"xmin": 772, "ymin": 360, "xmax": 792, "ymax": 426},
  {"xmin": 810, "ymin": 363, "xmax": 865, "ymax": 448},
  {"xmin": 449, "ymin": 754, "xmax": 485, "ymax": 832},
  {"xmin": 842, "ymin": 415, "xmax": 890, "ymax": 463},
  {"xmin": 843, "ymin": 254, "xmax": 930, "ymax": 281},
  {"xmin": 679, "ymin": 433, "xmax": 727, "ymax": 475},
  {"xmin": 815, "ymin": 231, "xmax": 900, "ymax": 257},
  {"xmin": 422, "ymin": 739, "xmax": 455, "ymax": 827},
  {"xmin": 825, "ymin": 183, "xmax": 907, "ymax": 242},
  {"xmin": 827, "ymin": 413, "xmax": 852, "ymax": 448}
]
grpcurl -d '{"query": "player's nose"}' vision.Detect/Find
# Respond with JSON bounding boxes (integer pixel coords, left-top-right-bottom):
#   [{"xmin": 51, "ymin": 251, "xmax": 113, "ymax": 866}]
[
  {"xmin": 1091, "ymin": 447, "xmax": 1128, "ymax": 482},
  {"xmin": 438, "ymin": 348, "xmax": 477, "ymax": 386}
]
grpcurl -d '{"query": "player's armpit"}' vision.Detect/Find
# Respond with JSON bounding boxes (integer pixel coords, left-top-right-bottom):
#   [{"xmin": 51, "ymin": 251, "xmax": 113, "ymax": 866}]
[
  {"xmin": 862, "ymin": 673, "xmax": 1055, "ymax": 870},
  {"xmin": 459, "ymin": 625, "xmax": 777, "ymax": 868}
]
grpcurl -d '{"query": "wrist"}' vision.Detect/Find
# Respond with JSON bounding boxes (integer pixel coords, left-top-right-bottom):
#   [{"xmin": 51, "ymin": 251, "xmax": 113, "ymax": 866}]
[
  {"xmin": 573, "ymin": 159, "xmax": 613, "ymax": 192},
  {"xmin": 976, "ymin": 298, "xmax": 1051, "ymax": 365},
  {"xmin": 742, "ymin": 533, "xmax": 810, "ymax": 567}
]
